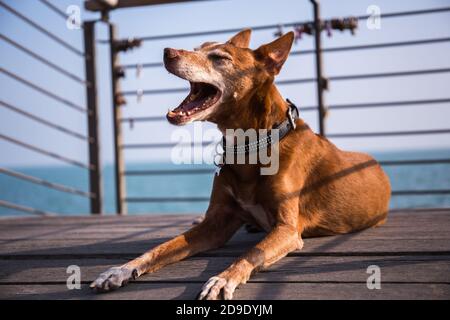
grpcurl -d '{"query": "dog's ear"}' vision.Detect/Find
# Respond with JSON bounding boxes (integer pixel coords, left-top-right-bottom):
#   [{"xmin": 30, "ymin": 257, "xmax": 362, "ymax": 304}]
[
  {"xmin": 255, "ymin": 31, "xmax": 294, "ymax": 75},
  {"xmin": 227, "ymin": 29, "xmax": 252, "ymax": 48}
]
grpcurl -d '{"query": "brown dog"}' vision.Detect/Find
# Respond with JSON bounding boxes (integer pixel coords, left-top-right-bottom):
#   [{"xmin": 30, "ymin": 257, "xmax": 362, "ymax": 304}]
[{"xmin": 91, "ymin": 29, "xmax": 391, "ymax": 299}]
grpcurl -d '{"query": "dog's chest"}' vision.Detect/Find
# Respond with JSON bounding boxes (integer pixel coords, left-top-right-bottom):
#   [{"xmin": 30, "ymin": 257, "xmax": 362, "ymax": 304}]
[
  {"xmin": 229, "ymin": 188, "xmax": 274, "ymax": 232},
  {"xmin": 240, "ymin": 202, "xmax": 273, "ymax": 232}
]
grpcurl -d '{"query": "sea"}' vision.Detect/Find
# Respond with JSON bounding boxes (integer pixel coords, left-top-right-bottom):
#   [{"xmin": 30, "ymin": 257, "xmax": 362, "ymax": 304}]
[{"xmin": 1, "ymin": 149, "xmax": 449, "ymax": 216}]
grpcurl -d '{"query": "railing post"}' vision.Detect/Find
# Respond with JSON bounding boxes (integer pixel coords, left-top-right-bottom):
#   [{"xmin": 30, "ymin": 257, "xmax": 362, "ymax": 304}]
[
  {"xmin": 311, "ymin": 0, "xmax": 327, "ymax": 136},
  {"xmin": 109, "ymin": 23, "xmax": 127, "ymax": 215},
  {"xmin": 83, "ymin": 20, "xmax": 103, "ymax": 214}
]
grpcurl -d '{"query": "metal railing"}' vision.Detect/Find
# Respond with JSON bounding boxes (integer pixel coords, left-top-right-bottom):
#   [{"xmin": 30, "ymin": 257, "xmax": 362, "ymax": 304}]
[
  {"xmin": 2, "ymin": 1, "xmax": 449, "ymax": 215},
  {"xmin": 0, "ymin": 1, "xmax": 102, "ymax": 215},
  {"xmin": 102, "ymin": 4, "xmax": 450, "ymax": 213}
]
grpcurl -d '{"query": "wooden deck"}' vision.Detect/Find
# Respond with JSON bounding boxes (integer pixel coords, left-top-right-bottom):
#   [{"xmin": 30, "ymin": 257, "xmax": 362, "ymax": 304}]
[{"xmin": 0, "ymin": 209, "xmax": 449, "ymax": 300}]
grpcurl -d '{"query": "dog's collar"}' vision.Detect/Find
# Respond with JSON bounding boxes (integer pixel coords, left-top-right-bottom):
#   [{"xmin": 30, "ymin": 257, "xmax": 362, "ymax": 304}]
[{"xmin": 218, "ymin": 99, "xmax": 299, "ymax": 159}]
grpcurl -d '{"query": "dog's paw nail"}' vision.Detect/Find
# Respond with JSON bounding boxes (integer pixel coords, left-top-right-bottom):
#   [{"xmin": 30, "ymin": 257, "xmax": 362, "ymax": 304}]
[
  {"xmin": 91, "ymin": 266, "xmax": 134, "ymax": 293},
  {"xmin": 197, "ymin": 276, "xmax": 236, "ymax": 300}
]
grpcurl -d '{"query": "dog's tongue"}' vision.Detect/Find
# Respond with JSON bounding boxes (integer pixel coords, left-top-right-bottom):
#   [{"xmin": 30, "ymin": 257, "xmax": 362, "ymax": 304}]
[{"xmin": 182, "ymin": 96, "xmax": 207, "ymax": 112}]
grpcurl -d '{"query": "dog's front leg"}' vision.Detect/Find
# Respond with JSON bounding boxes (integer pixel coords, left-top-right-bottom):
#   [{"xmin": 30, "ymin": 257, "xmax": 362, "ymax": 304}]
[
  {"xmin": 197, "ymin": 201, "xmax": 302, "ymax": 300},
  {"xmin": 90, "ymin": 207, "xmax": 243, "ymax": 292}
]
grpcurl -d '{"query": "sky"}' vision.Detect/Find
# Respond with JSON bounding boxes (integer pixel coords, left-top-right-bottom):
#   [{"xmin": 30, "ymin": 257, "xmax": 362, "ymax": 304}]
[{"xmin": 0, "ymin": 0, "xmax": 449, "ymax": 168}]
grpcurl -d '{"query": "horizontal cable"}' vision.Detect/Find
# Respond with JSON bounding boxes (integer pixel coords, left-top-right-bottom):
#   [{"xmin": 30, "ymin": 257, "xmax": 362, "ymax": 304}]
[
  {"xmin": 125, "ymin": 197, "xmax": 210, "ymax": 203},
  {"xmin": 277, "ymin": 68, "xmax": 450, "ymax": 86},
  {"xmin": 123, "ymin": 158, "xmax": 450, "ymax": 176},
  {"xmin": 328, "ymin": 128, "xmax": 450, "ymax": 138},
  {"xmin": 356, "ymin": 6, "xmax": 450, "ymax": 20},
  {"xmin": 123, "ymin": 130, "xmax": 450, "ymax": 149},
  {"xmin": 126, "ymin": 189, "xmax": 450, "ymax": 202},
  {"xmin": 124, "ymin": 168, "xmax": 215, "ymax": 176},
  {"xmin": 275, "ymin": 77, "xmax": 315, "ymax": 85},
  {"xmin": 119, "ymin": 98, "xmax": 450, "ymax": 123},
  {"xmin": 0, "ymin": 199, "xmax": 56, "ymax": 216},
  {"xmin": 292, "ymin": 37, "xmax": 450, "ymax": 55},
  {"xmin": 99, "ymin": 7, "xmax": 450, "ymax": 43},
  {"xmin": 0, "ymin": 100, "xmax": 89, "ymax": 141},
  {"xmin": 122, "ymin": 141, "xmax": 215, "ymax": 149},
  {"xmin": 111, "ymin": 22, "xmax": 301, "ymax": 43},
  {"xmin": 120, "ymin": 68, "xmax": 450, "ymax": 97},
  {"xmin": 121, "ymin": 37, "xmax": 450, "ymax": 70},
  {"xmin": 392, "ymin": 189, "xmax": 450, "ymax": 196},
  {"xmin": 121, "ymin": 87, "xmax": 187, "ymax": 96},
  {"xmin": 38, "ymin": 0, "xmax": 68, "ymax": 20},
  {"xmin": 328, "ymin": 68, "xmax": 450, "ymax": 82},
  {"xmin": 122, "ymin": 62, "xmax": 164, "ymax": 70},
  {"xmin": 0, "ymin": 34, "xmax": 87, "ymax": 85},
  {"xmin": 0, "ymin": 133, "xmax": 93, "ymax": 170},
  {"xmin": 0, "ymin": 67, "xmax": 87, "ymax": 114},
  {"xmin": 38, "ymin": 0, "xmax": 83, "ymax": 29},
  {"xmin": 0, "ymin": 168, "xmax": 93, "ymax": 198},
  {"xmin": 379, "ymin": 159, "xmax": 450, "ymax": 166},
  {"xmin": 300, "ymin": 98, "xmax": 450, "ymax": 112},
  {"xmin": 314, "ymin": 98, "xmax": 450, "ymax": 111},
  {"xmin": 0, "ymin": 1, "xmax": 84, "ymax": 56},
  {"xmin": 121, "ymin": 116, "xmax": 166, "ymax": 122}
]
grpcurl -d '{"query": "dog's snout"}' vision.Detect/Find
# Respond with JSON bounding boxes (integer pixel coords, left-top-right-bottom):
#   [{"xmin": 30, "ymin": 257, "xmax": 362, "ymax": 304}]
[{"xmin": 164, "ymin": 48, "xmax": 179, "ymax": 60}]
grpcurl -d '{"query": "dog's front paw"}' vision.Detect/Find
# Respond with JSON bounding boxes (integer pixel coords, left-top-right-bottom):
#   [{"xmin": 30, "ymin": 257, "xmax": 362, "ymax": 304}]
[
  {"xmin": 197, "ymin": 275, "xmax": 240, "ymax": 300},
  {"xmin": 90, "ymin": 266, "xmax": 137, "ymax": 293}
]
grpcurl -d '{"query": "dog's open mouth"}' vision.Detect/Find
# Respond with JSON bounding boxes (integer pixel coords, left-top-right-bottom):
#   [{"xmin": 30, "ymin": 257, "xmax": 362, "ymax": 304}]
[{"xmin": 167, "ymin": 82, "xmax": 221, "ymax": 124}]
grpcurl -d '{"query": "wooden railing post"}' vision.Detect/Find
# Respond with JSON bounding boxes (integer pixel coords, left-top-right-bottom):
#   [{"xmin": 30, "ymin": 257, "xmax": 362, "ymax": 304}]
[
  {"xmin": 311, "ymin": 0, "xmax": 327, "ymax": 137},
  {"xmin": 83, "ymin": 20, "xmax": 103, "ymax": 214},
  {"xmin": 109, "ymin": 23, "xmax": 127, "ymax": 215}
]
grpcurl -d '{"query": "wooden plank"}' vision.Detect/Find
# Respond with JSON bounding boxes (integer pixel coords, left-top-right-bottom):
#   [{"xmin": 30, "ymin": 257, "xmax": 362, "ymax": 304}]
[
  {"xmin": 1, "ymin": 256, "xmax": 449, "ymax": 284},
  {"xmin": 1, "ymin": 282, "xmax": 448, "ymax": 300},
  {"xmin": 0, "ymin": 210, "xmax": 448, "ymax": 228},
  {"xmin": 0, "ymin": 214, "xmax": 196, "ymax": 226},
  {"xmin": 0, "ymin": 237, "xmax": 448, "ymax": 257},
  {"xmin": 0, "ymin": 212, "xmax": 449, "ymax": 246},
  {"xmin": 0, "ymin": 223, "xmax": 190, "ymax": 240},
  {"xmin": 1, "ymin": 230, "xmax": 449, "ymax": 256},
  {"xmin": 1, "ymin": 222, "xmax": 449, "ymax": 240},
  {"xmin": 1, "ymin": 210, "xmax": 449, "ymax": 245},
  {"xmin": 0, "ymin": 209, "xmax": 447, "ymax": 227}
]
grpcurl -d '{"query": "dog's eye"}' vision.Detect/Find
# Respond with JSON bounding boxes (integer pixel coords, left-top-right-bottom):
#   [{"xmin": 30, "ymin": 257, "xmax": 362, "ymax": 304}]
[{"xmin": 209, "ymin": 53, "xmax": 232, "ymax": 61}]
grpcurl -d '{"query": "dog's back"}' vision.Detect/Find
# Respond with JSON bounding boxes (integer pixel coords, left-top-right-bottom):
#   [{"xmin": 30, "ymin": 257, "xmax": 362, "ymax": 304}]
[{"xmin": 292, "ymin": 127, "xmax": 391, "ymax": 237}]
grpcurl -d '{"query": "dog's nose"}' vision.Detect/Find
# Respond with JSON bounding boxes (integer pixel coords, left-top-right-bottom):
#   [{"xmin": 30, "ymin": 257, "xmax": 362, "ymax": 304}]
[{"xmin": 164, "ymin": 48, "xmax": 179, "ymax": 60}]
